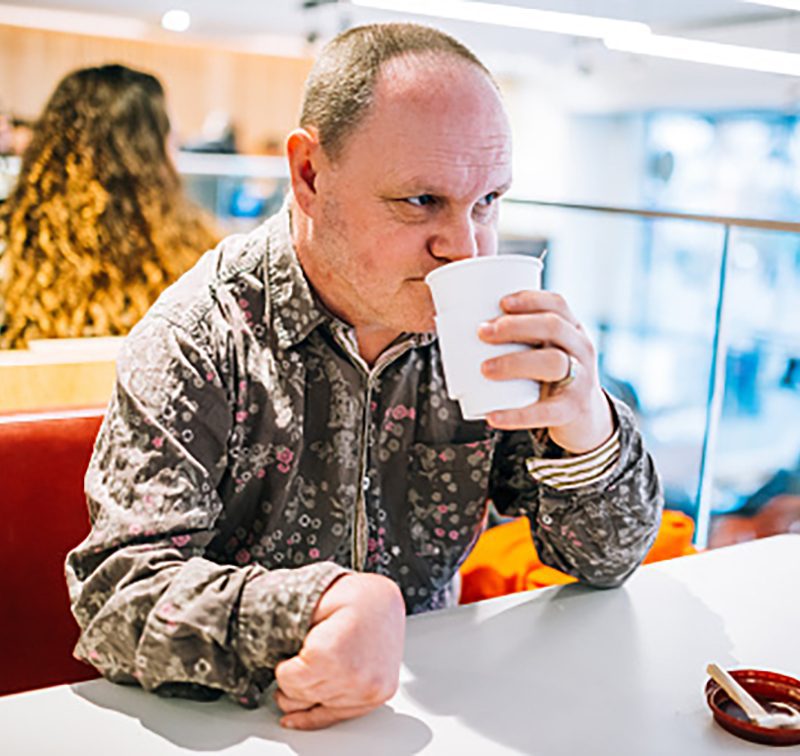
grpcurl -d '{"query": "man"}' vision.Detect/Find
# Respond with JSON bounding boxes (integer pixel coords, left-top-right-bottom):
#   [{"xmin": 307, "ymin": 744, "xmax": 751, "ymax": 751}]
[{"xmin": 67, "ymin": 23, "xmax": 662, "ymax": 731}]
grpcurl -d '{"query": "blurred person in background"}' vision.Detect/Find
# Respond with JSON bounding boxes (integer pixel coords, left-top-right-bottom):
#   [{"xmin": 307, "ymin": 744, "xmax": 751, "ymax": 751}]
[
  {"xmin": 0, "ymin": 63, "xmax": 219, "ymax": 349},
  {"xmin": 0, "ymin": 110, "xmax": 13, "ymax": 155},
  {"xmin": 183, "ymin": 109, "xmax": 239, "ymax": 154},
  {"xmin": 0, "ymin": 114, "xmax": 34, "ymax": 157}
]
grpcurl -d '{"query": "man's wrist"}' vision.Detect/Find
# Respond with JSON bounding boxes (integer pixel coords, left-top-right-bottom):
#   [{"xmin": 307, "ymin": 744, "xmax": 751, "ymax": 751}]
[
  {"xmin": 236, "ymin": 561, "xmax": 349, "ymax": 670},
  {"xmin": 547, "ymin": 388, "xmax": 615, "ymax": 454},
  {"xmin": 526, "ymin": 427, "xmax": 621, "ymax": 491}
]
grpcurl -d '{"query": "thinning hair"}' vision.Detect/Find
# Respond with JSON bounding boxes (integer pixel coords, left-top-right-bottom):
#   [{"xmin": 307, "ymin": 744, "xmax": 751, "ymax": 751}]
[
  {"xmin": 0, "ymin": 64, "xmax": 219, "ymax": 348},
  {"xmin": 300, "ymin": 22, "xmax": 496, "ymax": 159}
]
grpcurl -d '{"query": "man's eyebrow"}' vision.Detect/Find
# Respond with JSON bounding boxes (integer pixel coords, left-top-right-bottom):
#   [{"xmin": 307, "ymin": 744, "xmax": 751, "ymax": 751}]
[
  {"xmin": 388, "ymin": 180, "xmax": 443, "ymax": 196},
  {"xmin": 389, "ymin": 179, "xmax": 513, "ymax": 197}
]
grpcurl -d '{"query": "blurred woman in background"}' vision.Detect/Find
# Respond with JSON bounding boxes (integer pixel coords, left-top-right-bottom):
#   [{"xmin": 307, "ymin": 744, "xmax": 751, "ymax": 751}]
[{"xmin": 0, "ymin": 63, "xmax": 218, "ymax": 348}]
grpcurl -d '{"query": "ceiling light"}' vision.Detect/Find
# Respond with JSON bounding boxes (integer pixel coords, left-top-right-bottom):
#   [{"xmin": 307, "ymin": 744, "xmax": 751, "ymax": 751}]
[
  {"xmin": 351, "ymin": 0, "xmax": 650, "ymax": 40},
  {"xmin": 161, "ymin": 9, "xmax": 191, "ymax": 33},
  {"xmin": 352, "ymin": 0, "xmax": 800, "ymax": 79},
  {"xmin": 741, "ymin": 0, "xmax": 800, "ymax": 11},
  {"xmin": 604, "ymin": 31, "xmax": 800, "ymax": 78}
]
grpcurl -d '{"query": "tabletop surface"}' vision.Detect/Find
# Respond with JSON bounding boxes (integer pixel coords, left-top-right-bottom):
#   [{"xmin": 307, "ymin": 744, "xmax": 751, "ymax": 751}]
[{"xmin": 3, "ymin": 534, "xmax": 799, "ymax": 755}]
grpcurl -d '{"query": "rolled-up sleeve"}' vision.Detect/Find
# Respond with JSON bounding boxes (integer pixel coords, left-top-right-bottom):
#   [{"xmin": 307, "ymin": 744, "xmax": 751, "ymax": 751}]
[
  {"xmin": 489, "ymin": 395, "xmax": 664, "ymax": 588},
  {"xmin": 65, "ymin": 314, "xmax": 347, "ymax": 706}
]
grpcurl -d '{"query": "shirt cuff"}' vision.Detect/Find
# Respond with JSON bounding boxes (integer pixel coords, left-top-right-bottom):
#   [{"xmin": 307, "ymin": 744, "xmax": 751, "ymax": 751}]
[
  {"xmin": 525, "ymin": 428, "xmax": 621, "ymax": 490},
  {"xmin": 235, "ymin": 560, "xmax": 349, "ymax": 672}
]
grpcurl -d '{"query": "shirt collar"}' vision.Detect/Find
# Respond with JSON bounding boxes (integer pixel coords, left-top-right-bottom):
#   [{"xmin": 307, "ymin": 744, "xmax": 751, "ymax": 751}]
[{"xmin": 264, "ymin": 200, "xmax": 327, "ymax": 350}]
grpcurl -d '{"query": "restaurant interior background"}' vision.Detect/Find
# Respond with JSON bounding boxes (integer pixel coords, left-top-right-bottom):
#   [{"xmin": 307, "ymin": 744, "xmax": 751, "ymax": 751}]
[{"xmin": 1, "ymin": 0, "xmax": 799, "ymax": 551}]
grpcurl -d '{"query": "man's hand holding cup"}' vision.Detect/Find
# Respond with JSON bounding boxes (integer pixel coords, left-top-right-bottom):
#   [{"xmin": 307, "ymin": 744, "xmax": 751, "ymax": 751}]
[{"xmin": 426, "ymin": 256, "xmax": 614, "ymax": 454}]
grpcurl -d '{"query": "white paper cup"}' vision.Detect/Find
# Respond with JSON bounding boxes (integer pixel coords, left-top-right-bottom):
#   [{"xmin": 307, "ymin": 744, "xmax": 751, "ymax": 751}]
[
  {"xmin": 426, "ymin": 254, "xmax": 543, "ymax": 318},
  {"xmin": 426, "ymin": 255, "xmax": 543, "ymax": 420}
]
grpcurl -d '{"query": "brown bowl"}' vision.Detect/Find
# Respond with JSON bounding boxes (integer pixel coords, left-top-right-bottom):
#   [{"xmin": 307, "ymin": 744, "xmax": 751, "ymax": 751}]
[{"xmin": 705, "ymin": 668, "xmax": 800, "ymax": 747}]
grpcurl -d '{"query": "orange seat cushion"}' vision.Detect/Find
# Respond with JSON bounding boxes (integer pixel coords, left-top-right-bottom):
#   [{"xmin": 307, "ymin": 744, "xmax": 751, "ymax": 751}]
[{"xmin": 460, "ymin": 509, "xmax": 697, "ymax": 604}]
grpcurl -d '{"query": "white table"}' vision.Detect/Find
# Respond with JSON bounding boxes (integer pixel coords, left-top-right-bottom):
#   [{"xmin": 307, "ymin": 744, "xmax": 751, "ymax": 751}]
[{"xmin": 3, "ymin": 535, "xmax": 799, "ymax": 755}]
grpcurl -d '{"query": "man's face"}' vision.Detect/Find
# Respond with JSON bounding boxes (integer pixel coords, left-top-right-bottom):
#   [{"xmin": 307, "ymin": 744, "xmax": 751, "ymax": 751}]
[{"xmin": 298, "ymin": 56, "xmax": 513, "ymax": 337}]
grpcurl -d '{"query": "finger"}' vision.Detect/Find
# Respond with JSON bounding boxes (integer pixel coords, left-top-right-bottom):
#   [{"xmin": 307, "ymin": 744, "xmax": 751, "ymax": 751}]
[
  {"xmin": 500, "ymin": 290, "xmax": 580, "ymax": 326},
  {"xmin": 281, "ymin": 703, "xmax": 377, "ymax": 731},
  {"xmin": 274, "ymin": 688, "xmax": 319, "ymax": 714},
  {"xmin": 306, "ymin": 675, "xmax": 399, "ymax": 710},
  {"xmin": 274, "ymin": 655, "xmax": 322, "ymax": 701},
  {"xmin": 478, "ymin": 313, "xmax": 590, "ymax": 362},
  {"xmin": 486, "ymin": 392, "xmax": 580, "ymax": 431},
  {"xmin": 482, "ymin": 346, "xmax": 570, "ymax": 384}
]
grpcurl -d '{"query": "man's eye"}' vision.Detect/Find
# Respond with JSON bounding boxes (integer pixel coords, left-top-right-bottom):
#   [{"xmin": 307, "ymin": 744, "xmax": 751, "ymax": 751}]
[
  {"xmin": 405, "ymin": 194, "xmax": 436, "ymax": 208},
  {"xmin": 478, "ymin": 192, "xmax": 499, "ymax": 207}
]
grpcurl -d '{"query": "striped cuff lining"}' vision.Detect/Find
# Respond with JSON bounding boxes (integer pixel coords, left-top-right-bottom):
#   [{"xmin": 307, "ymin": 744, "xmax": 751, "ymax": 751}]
[{"xmin": 526, "ymin": 429, "xmax": 621, "ymax": 490}]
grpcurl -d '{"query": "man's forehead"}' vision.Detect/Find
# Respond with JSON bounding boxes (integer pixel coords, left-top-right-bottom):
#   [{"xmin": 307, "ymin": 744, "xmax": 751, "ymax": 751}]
[
  {"xmin": 375, "ymin": 53, "xmax": 496, "ymax": 104},
  {"xmin": 366, "ymin": 56, "xmax": 511, "ymax": 144},
  {"xmin": 385, "ymin": 158, "xmax": 512, "ymax": 200},
  {"xmin": 389, "ymin": 134, "xmax": 512, "ymax": 174},
  {"xmin": 329, "ymin": 51, "xmax": 512, "ymax": 193}
]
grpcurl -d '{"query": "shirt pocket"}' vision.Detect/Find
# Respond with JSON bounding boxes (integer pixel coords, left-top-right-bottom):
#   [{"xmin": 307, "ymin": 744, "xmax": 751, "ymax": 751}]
[{"xmin": 406, "ymin": 438, "xmax": 495, "ymax": 587}]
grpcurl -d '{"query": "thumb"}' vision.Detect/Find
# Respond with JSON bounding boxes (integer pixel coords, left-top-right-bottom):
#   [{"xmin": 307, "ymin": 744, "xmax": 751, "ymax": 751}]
[{"xmin": 275, "ymin": 653, "xmax": 319, "ymax": 700}]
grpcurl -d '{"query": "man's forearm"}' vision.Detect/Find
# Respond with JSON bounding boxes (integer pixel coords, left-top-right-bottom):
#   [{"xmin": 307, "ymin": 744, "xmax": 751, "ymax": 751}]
[
  {"xmin": 530, "ymin": 397, "xmax": 664, "ymax": 587},
  {"xmin": 67, "ymin": 540, "xmax": 347, "ymax": 706},
  {"xmin": 491, "ymin": 395, "xmax": 664, "ymax": 587}
]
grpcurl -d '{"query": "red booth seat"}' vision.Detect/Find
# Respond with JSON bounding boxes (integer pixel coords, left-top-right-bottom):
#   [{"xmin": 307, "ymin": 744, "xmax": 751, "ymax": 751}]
[{"xmin": 0, "ymin": 407, "xmax": 104, "ymax": 696}]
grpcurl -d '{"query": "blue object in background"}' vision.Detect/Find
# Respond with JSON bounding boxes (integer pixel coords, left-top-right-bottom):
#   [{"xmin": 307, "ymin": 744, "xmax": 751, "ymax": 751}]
[
  {"xmin": 724, "ymin": 346, "xmax": 761, "ymax": 417},
  {"xmin": 229, "ymin": 183, "xmax": 267, "ymax": 218}
]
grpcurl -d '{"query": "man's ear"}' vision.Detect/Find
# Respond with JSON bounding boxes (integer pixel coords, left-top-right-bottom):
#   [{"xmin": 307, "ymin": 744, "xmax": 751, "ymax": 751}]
[{"xmin": 286, "ymin": 127, "xmax": 322, "ymax": 216}]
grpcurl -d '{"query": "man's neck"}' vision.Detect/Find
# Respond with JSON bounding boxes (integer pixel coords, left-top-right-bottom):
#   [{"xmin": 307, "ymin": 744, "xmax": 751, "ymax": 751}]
[
  {"xmin": 355, "ymin": 325, "xmax": 403, "ymax": 367},
  {"xmin": 290, "ymin": 204, "xmax": 400, "ymax": 366}
]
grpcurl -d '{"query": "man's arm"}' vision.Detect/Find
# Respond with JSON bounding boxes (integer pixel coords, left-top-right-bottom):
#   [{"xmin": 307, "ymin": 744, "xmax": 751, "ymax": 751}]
[
  {"xmin": 66, "ymin": 315, "xmax": 348, "ymax": 705},
  {"xmin": 478, "ymin": 289, "xmax": 663, "ymax": 586},
  {"xmin": 490, "ymin": 395, "xmax": 664, "ymax": 587}
]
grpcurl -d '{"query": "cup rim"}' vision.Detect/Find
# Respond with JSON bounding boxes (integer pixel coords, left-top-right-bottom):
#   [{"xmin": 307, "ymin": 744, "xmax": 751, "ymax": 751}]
[{"xmin": 425, "ymin": 254, "xmax": 543, "ymax": 286}]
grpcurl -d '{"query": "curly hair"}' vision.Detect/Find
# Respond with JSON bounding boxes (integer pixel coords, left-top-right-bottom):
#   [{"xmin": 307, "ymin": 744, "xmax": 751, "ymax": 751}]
[{"xmin": 0, "ymin": 63, "xmax": 219, "ymax": 348}]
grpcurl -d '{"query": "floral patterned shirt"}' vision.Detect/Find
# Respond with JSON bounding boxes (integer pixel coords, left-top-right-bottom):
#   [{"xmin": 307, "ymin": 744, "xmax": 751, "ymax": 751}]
[{"xmin": 66, "ymin": 204, "xmax": 663, "ymax": 707}]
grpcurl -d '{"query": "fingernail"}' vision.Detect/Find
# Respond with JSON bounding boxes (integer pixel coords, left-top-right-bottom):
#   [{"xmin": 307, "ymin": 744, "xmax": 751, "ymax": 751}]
[
  {"xmin": 478, "ymin": 321, "xmax": 494, "ymax": 336},
  {"xmin": 281, "ymin": 719, "xmax": 296, "ymax": 729},
  {"xmin": 502, "ymin": 294, "xmax": 519, "ymax": 308}
]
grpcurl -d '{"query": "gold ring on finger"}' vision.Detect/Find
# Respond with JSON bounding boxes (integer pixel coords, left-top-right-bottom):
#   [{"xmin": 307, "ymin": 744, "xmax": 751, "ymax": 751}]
[{"xmin": 551, "ymin": 354, "xmax": 578, "ymax": 391}]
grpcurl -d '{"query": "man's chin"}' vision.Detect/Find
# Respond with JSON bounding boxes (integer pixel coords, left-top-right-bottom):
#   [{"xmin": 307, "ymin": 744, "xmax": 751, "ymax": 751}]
[
  {"xmin": 399, "ymin": 288, "xmax": 436, "ymax": 334},
  {"xmin": 399, "ymin": 310, "xmax": 436, "ymax": 335}
]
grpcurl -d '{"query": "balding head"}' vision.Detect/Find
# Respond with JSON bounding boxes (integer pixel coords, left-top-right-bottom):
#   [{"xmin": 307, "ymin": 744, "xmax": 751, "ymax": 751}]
[{"xmin": 300, "ymin": 22, "xmax": 498, "ymax": 160}]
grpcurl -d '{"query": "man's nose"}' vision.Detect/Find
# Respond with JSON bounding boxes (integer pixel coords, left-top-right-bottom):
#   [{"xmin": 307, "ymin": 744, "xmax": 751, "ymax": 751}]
[{"xmin": 429, "ymin": 215, "xmax": 479, "ymax": 262}]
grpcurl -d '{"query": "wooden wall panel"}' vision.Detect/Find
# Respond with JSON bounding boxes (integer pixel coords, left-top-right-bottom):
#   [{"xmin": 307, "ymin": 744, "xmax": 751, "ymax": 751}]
[{"xmin": 0, "ymin": 24, "xmax": 313, "ymax": 153}]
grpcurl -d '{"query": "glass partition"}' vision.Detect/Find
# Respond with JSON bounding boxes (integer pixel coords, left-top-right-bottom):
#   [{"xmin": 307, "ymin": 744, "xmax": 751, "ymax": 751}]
[
  {"xmin": 708, "ymin": 225, "xmax": 800, "ymax": 547},
  {"xmin": 502, "ymin": 198, "xmax": 800, "ymax": 548}
]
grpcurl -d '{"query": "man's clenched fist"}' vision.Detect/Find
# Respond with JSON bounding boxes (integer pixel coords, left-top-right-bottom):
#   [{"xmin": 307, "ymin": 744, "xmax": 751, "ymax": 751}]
[{"xmin": 274, "ymin": 572, "xmax": 406, "ymax": 730}]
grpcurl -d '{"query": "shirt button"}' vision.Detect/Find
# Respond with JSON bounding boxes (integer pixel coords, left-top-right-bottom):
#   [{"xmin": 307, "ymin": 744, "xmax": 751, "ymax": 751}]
[{"xmin": 362, "ymin": 476, "xmax": 370, "ymax": 492}]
